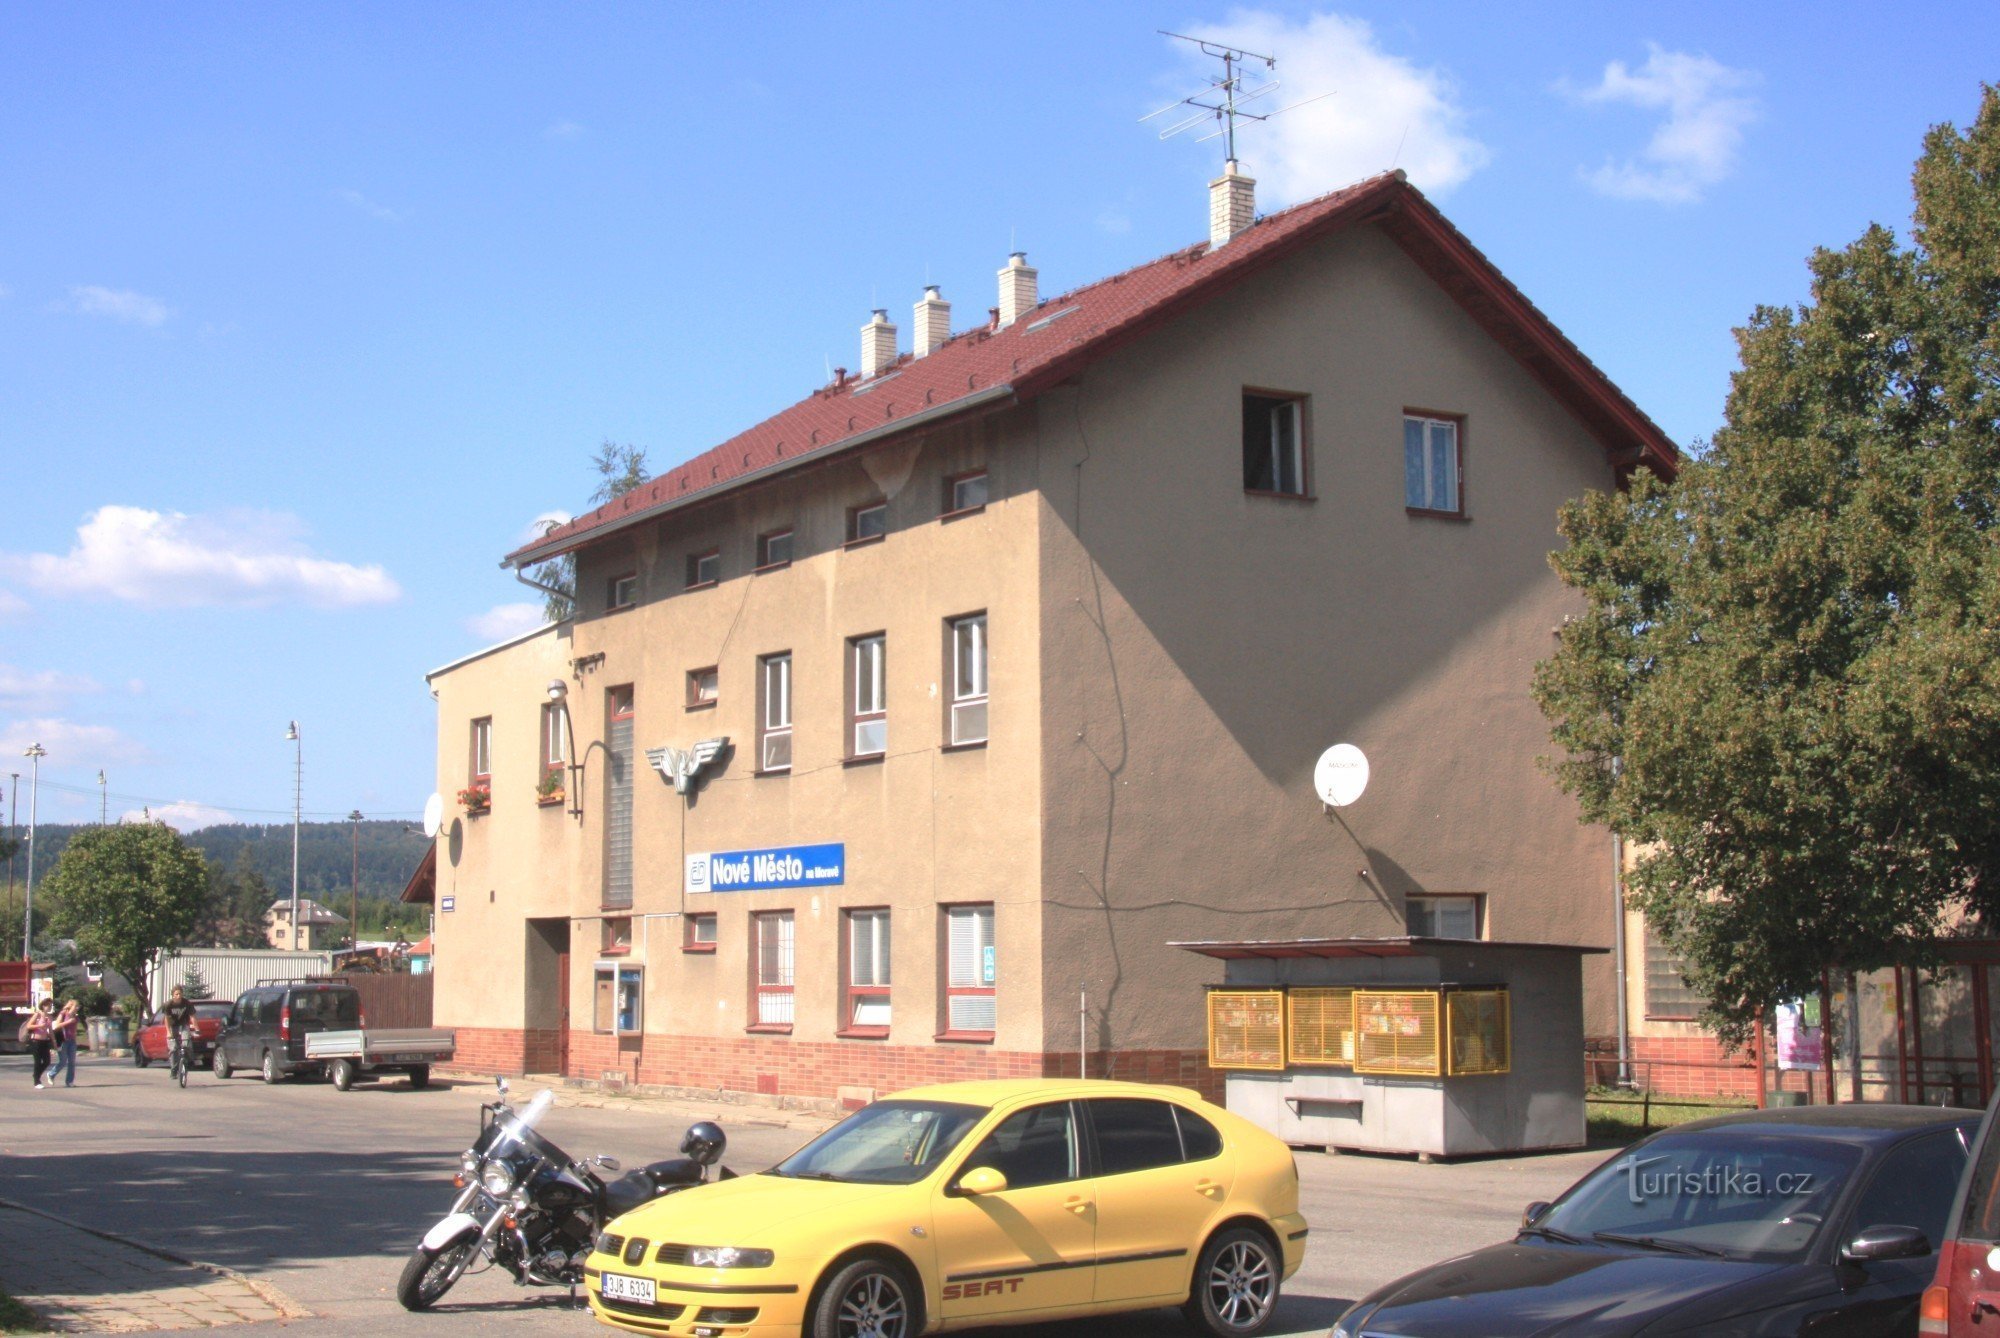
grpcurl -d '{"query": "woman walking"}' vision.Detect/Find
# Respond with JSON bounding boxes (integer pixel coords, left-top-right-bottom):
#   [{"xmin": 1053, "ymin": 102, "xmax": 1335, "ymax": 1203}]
[
  {"xmin": 23, "ymin": 998, "xmax": 56, "ymax": 1090},
  {"xmin": 50, "ymin": 999, "xmax": 80, "ymax": 1088}
]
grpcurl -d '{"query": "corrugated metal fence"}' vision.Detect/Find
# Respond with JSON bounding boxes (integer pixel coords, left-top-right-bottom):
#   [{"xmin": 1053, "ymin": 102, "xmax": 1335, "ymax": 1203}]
[{"xmin": 150, "ymin": 948, "xmax": 335, "ymax": 1011}]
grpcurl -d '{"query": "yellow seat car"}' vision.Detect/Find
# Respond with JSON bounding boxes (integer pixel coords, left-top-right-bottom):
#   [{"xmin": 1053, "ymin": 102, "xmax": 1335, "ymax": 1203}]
[{"xmin": 585, "ymin": 1078, "xmax": 1307, "ymax": 1338}]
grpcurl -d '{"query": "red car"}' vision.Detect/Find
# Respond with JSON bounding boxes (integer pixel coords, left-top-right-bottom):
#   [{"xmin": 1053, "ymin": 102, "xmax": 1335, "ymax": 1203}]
[{"xmin": 133, "ymin": 1001, "xmax": 233, "ymax": 1069}]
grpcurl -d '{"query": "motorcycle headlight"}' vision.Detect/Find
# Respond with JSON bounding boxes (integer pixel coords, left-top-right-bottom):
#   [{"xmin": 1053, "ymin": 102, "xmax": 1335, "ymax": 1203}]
[
  {"xmin": 459, "ymin": 1152, "xmax": 481, "ymax": 1178},
  {"xmin": 480, "ymin": 1163, "xmax": 516, "ymax": 1197},
  {"xmin": 687, "ymin": 1246, "xmax": 774, "ymax": 1269}
]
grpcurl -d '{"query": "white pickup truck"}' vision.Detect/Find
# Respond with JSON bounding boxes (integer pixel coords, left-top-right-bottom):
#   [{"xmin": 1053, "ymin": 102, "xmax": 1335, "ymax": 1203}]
[{"xmin": 303, "ymin": 1027, "xmax": 456, "ymax": 1091}]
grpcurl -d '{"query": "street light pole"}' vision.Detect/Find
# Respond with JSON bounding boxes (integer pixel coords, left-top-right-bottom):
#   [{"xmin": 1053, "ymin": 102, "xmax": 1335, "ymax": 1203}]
[
  {"xmin": 6, "ymin": 773, "xmax": 17, "ymax": 955},
  {"xmin": 348, "ymin": 809, "xmax": 363, "ymax": 951},
  {"xmin": 285, "ymin": 722, "xmax": 301, "ymax": 951},
  {"xmin": 23, "ymin": 743, "xmax": 45, "ymax": 960}
]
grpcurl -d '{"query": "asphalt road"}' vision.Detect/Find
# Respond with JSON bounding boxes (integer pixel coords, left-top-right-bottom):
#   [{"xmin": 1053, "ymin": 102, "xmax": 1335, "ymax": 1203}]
[{"xmin": 0, "ymin": 1051, "xmax": 1611, "ymax": 1335}]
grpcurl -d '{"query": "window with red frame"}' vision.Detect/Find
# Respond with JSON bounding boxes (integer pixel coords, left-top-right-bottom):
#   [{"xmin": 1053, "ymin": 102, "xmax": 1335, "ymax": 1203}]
[
  {"xmin": 943, "ymin": 904, "xmax": 995, "ymax": 1037},
  {"xmin": 842, "ymin": 909, "xmax": 891, "ymax": 1033},
  {"xmin": 751, "ymin": 911, "xmax": 794, "ymax": 1029}
]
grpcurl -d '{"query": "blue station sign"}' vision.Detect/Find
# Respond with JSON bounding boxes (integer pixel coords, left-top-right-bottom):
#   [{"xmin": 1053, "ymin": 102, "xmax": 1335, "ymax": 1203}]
[{"xmin": 685, "ymin": 842, "xmax": 846, "ymax": 894}]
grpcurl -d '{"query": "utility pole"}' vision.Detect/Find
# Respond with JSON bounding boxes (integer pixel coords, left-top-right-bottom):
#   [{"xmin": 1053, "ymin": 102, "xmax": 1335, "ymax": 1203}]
[
  {"xmin": 98, "ymin": 770, "xmax": 107, "ymax": 825},
  {"xmin": 348, "ymin": 810, "xmax": 364, "ymax": 951},
  {"xmin": 285, "ymin": 722, "xmax": 301, "ymax": 951},
  {"xmin": 6, "ymin": 773, "xmax": 16, "ymax": 955},
  {"xmin": 23, "ymin": 743, "xmax": 45, "ymax": 960}
]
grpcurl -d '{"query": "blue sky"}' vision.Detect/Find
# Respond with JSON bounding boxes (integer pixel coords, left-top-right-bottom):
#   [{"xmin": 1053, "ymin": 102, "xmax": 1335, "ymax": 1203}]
[{"xmin": 2, "ymin": 3, "xmax": 1994, "ymax": 832}]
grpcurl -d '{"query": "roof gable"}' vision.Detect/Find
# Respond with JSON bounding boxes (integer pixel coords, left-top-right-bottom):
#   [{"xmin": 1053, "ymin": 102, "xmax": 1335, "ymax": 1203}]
[{"xmin": 508, "ymin": 173, "xmax": 1676, "ymax": 569}]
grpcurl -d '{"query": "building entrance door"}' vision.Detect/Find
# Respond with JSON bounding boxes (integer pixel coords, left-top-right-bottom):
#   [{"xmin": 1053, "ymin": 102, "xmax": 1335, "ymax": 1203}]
[
  {"xmin": 525, "ymin": 918, "xmax": 570, "ymax": 1076},
  {"xmin": 556, "ymin": 946, "xmax": 570, "ymax": 1075}
]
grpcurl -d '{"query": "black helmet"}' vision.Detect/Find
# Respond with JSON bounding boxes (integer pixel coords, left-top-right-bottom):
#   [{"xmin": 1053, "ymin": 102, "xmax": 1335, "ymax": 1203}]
[{"xmin": 680, "ymin": 1120, "xmax": 726, "ymax": 1166}]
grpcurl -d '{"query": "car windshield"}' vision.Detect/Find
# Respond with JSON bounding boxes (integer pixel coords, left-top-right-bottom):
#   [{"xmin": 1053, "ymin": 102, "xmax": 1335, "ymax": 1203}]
[
  {"xmin": 194, "ymin": 1003, "xmax": 232, "ymax": 1021},
  {"xmin": 769, "ymin": 1101, "xmax": 985, "ymax": 1185},
  {"xmin": 1538, "ymin": 1129, "xmax": 1862, "ymax": 1262}
]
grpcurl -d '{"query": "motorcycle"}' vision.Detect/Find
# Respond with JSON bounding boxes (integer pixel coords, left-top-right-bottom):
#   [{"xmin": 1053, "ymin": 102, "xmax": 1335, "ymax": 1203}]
[{"xmin": 397, "ymin": 1078, "xmax": 729, "ymax": 1311}]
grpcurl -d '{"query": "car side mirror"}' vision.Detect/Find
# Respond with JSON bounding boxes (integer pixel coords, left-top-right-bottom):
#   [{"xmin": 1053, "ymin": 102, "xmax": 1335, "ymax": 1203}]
[
  {"xmin": 1522, "ymin": 1201, "xmax": 1551, "ymax": 1228},
  {"xmin": 1840, "ymin": 1224, "xmax": 1931, "ymax": 1264},
  {"xmin": 956, "ymin": 1166, "xmax": 1009, "ymax": 1197}
]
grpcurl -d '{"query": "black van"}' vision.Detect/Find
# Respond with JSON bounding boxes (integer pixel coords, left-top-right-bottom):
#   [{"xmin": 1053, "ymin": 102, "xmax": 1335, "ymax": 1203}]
[{"xmin": 215, "ymin": 980, "xmax": 362, "ymax": 1084}]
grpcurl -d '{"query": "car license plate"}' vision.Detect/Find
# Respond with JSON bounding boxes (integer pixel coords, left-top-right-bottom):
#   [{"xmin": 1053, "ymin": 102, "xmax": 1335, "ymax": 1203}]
[{"xmin": 601, "ymin": 1273, "xmax": 655, "ymax": 1304}]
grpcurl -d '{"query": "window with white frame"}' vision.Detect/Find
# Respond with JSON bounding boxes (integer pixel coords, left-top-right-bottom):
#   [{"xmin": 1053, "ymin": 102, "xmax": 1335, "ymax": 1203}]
[
  {"xmin": 848, "ymin": 501, "xmax": 887, "ymax": 543},
  {"xmin": 687, "ymin": 549, "xmax": 720, "ymax": 588},
  {"xmin": 1242, "ymin": 392, "xmax": 1306, "ymax": 495},
  {"xmin": 845, "ymin": 909, "xmax": 891, "ymax": 1031},
  {"xmin": 1404, "ymin": 413, "xmax": 1462, "ymax": 514},
  {"xmin": 684, "ymin": 912, "xmax": 717, "ymax": 952},
  {"xmin": 944, "ymin": 904, "xmax": 996, "ymax": 1036},
  {"xmin": 759, "ymin": 652, "xmax": 792, "ymax": 771},
  {"xmin": 757, "ymin": 529, "xmax": 794, "ymax": 569},
  {"xmin": 850, "ymin": 634, "xmax": 886, "ymax": 757},
  {"xmin": 687, "ymin": 666, "xmax": 719, "ymax": 709},
  {"xmin": 752, "ymin": 911, "xmax": 795, "ymax": 1028},
  {"xmin": 607, "ymin": 571, "xmax": 638, "ymax": 610},
  {"xmin": 470, "ymin": 717, "xmax": 492, "ymax": 782},
  {"xmin": 949, "ymin": 614, "xmax": 988, "ymax": 746},
  {"xmin": 1405, "ymin": 894, "xmax": 1481, "ymax": 940},
  {"xmin": 540, "ymin": 702, "xmax": 566, "ymax": 769},
  {"xmin": 948, "ymin": 470, "xmax": 989, "ymax": 513}
]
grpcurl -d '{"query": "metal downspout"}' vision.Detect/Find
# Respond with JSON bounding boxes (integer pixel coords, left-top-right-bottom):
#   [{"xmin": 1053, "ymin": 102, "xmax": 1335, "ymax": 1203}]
[{"xmin": 1612, "ymin": 831, "xmax": 1632, "ymax": 1087}]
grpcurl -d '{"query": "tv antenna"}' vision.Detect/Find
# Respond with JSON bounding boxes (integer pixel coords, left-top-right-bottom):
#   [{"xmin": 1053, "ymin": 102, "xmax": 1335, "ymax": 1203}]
[{"xmin": 1142, "ymin": 30, "xmax": 1333, "ymax": 166}]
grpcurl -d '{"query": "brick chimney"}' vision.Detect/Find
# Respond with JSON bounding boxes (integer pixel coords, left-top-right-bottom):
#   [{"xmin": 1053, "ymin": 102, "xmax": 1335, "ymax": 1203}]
[
  {"xmin": 997, "ymin": 252, "xmax": 1037, "ymax": 328},
  {"xmin": 860, "ymin": 308, "xmax": 897, "ymax": 379},
  {"xmin": 1209, "ymin": 159, "xmax": 1256, "ymax": 249},
  {"xmin": 914, "ymin": 285, "xmax": 951, "ymax": 357}
]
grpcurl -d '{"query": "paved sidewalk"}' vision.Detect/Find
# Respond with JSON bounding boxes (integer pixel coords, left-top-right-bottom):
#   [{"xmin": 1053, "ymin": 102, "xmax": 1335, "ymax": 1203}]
[{"xmin": 0, "ymin": 1200, "xmax": 306, "ymax": 1332}]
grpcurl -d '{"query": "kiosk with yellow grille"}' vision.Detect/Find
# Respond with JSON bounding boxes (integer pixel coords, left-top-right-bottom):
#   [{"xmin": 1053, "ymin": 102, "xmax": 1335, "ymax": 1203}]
[{"xmin": 1182, "ymin": 937, "xmax": 1600, "ymax": 1157}]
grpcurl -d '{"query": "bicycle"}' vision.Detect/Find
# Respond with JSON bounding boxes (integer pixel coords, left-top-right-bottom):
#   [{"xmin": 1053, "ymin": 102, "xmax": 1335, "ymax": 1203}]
[{"xmin": 168, "ymin": 1029, "xmax": 190, "ymax": 1088}]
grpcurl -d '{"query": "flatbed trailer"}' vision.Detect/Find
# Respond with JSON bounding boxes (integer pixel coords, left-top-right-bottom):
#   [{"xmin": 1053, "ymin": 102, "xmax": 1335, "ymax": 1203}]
[{"xmin": 302, "ymin": 1027, "xmax": 455, "ymax": 1090}]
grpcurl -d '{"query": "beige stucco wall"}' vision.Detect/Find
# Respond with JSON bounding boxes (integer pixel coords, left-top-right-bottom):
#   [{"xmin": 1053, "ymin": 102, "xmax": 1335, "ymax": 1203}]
[
  {"xmin": 428, "ymin": 623, "xmax": 582, "ymax": 1032},
  {"xmin": 1033, "ymin": 223, "xmax": 1620, "ymax": 1056}
]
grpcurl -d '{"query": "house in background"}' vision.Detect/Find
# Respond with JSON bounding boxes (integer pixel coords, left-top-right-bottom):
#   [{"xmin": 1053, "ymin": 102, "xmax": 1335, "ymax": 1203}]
[
  {"xmin": 425, "ymin": 162, "xmax": 1675, "ymax": 1104},
  {"xmin": 264, "ymin": 898, "xmax": 347, "ymax": 952}
]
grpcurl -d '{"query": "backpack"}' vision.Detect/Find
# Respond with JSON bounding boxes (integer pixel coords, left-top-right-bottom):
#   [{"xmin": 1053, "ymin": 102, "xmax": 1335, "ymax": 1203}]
[{"xmin": 15, "ymin": 1017, "xmax": 29, "ymax": 1044}]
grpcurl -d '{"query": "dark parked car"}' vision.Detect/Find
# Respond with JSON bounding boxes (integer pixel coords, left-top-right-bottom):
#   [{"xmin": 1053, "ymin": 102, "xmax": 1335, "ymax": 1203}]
[
  {"xmin": 1920, "ymin": 1085, "xmax": 2000, "ymax": 1332},
  {"xmin": 1333, "ymin": 1105, "xmax": 1978, "ymax": 1338},
  {"xmin": 214, "ymin": 981, "xmax": 362, "ymax": 1084},
  {"xmin": 133, "ymin": 1000, "xmax": 232, "ymax": 1068}
]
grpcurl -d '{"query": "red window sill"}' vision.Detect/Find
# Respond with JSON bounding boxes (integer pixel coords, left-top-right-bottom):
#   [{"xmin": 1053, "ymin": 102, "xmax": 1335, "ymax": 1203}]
[
  {"xmin": 685, "ymin": 700, "xmax": 717, "ymax": 712},
  {"xmin": 536, "ymin": 796, "xmax": 565, "ymax": 808},
  {"xmin": 681, "ymin": 943, "xmax": 717, "ymax": 954},
  {"xmin": 753, "ymin": 560, "xmax": 792, "ymax": 574},
  {"xmin": 600, "ymin": 903, "xmax": 634, "ymax": 914},
  {"xmin": 599, "ymin": 946, "xmax": 632, "ymax": 957},
  {"xmin": 684, "ymin": 579, "xmax": 718, "ymax": 592},
  {"xmin": 1406, "ymin": 507, "xmax": 1471, "ymax": 522},
  {"xmin": 605, "ymin": 603, "xmax": 635, "ymax": 615},
  {"xmin": 843, "ymin": 534, "xmax": 886, "ymax": 550},
  {"xmin": 1243, "ymin": 489, "xmax": 1316, "ymax": 502},
  {"xmin": 843, "ymin": 753, "xmax": 885, "ymax": 768},
  {"xmin": 836, "ymin": 1027, "xmax": 890, "ymax": 1040},
  {"xmin": 941, "ymin": 739, "xmax": 987, "ymax": 753},
  {"xmin": 744, "ymin": 1024, "xmax": 794, "ymax": 1036},
  {"xmin": 935, "ymin": 1031, "xmax": 995, "ymax": 1044},
  {"xmin": 940, "ymin": 504, "xmax": 986, "ymax": 523}
]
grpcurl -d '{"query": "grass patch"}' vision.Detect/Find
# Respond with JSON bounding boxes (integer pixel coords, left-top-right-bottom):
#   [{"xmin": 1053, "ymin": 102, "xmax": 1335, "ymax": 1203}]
[
  {"xmin": 0, "ymin": 1289, "xmax": 45, "ymax": 1334},
  {"xmin": 1586, "ymin": 1087, "xmax": 1752, "ymax": 1145}
]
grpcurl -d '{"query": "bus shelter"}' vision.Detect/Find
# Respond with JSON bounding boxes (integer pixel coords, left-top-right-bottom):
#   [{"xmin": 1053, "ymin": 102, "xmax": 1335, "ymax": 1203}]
[{"xmin": 1175, "ymin": 936, "xmax": 1602, "ymax": 1157}]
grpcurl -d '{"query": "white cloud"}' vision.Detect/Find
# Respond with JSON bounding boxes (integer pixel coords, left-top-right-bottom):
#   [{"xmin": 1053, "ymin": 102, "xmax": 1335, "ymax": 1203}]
[
  {"xmin": 0, "ymin": 717, "xmax": 152, "ymax": 767},
  {"xmin": 0, "ymin": 665, "xmax": 100, "ymax": 713},
  {"xmin": 1165, "ymin": 11, "xmax": 1489, "ymax": 203},
  {"xmin": 1097, "ymin": 209, "xmax": 1134, "ymax": 235},
  {"xmin": 542, "ymin": 120, "xmax": 584, "ymax": 140},
  {"xmin": 1563, "ymin": 44, "xmax": 1759, "ymax": 204},
  {"xmin": 519, "ymin": 510, "xmax": 572, "ymax": 545},
  {"xmin": 4, "ymin": 505, "xmax": 401, "ymax": 609},
  {"xmin": 124, "ymin": 800, "xmax": 235, "ymax": 831},
  {"xmin": 62, "ymin": 285, "xmax": 170, "ymax": 327},
  {"xmin": 465, "ymin": 602, "xmax": 549, "ymax": 643},
  {"xmin": 335, "ymin": 188, "xmax": 402, "ymax": 222},
  {"xmin": 0, "ymin": 590, "xmax": 27, "ymax": 618}
]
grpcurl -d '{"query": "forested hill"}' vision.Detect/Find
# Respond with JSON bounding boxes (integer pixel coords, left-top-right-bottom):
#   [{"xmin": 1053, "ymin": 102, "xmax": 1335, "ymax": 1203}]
[{"xmin": 8, "ymin": 820, "xmax": 432, "ymax": 904}]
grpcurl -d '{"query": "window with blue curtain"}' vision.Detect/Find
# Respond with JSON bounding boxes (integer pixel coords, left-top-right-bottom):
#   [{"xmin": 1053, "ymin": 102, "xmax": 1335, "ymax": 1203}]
[{"xmin": 1404, "ymin": 414, "xmax": 1461, "ymax": 513}]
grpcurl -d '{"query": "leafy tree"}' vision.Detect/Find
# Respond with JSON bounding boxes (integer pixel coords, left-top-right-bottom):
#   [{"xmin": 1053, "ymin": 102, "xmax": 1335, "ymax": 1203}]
[
  {"xmin": 40, "ymin": 822, "xmax": 209, "ymax": 1006},
  {"xmin": 529, "ymin": 440, "xmax": 652, "ymax": 621},
  {"xmin": 1534, "ymin": 86, "xmax": 2000, "ymax": 1047}
]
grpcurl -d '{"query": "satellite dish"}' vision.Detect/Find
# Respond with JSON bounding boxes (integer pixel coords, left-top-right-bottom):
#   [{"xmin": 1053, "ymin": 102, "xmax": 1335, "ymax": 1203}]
[
  {"xmin": 421, "ymin": 793, "xmax": 444, "ymax": 838},
  {"xmin": 1314, "ymin": 744, "xmax": 1369, "ymax": 807}
]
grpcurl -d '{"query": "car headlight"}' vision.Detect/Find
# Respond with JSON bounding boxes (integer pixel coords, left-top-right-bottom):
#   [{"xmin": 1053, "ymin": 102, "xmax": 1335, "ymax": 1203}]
[
  {"xmin": 687, "ymin": 1246, "xmax": 774, "ymax": 1268},
  {"xmin": 480, "ymin": 1163, "xmax": 516, "ymax": 1197}
]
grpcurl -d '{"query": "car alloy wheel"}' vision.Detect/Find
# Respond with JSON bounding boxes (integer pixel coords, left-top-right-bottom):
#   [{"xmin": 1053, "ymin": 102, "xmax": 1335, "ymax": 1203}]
[
  {"xmin": 262, "ymin": 1051, "xmax": 281, "ymax": 1084},
  {"xmin": 813, "ymin": 1259, "xmax": 915, "ymax": 1338},
  {"xmin": 214, "ymin": 1051, "xmax": 232, "ymax": 1080},
  {"xmin": 1187, "ymin": 1228, "xmax": 1279, "ymax": 1337}
]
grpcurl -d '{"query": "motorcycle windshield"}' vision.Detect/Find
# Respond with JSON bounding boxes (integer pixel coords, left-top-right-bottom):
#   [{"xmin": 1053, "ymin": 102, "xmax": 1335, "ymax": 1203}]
[{"xmin": 488, "ymin": 1089, "xmax": 570, "ymax": 1165}]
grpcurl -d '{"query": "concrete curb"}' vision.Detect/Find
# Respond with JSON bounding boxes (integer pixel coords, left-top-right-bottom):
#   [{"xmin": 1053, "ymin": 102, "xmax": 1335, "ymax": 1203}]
[
  {"xmin": 438, "ymin": 1071, "xmax": 837, "ymax": 1135},
  {"xmin": 0, "ymin": 1193, "xmax": 314, "ymax": 1322}
]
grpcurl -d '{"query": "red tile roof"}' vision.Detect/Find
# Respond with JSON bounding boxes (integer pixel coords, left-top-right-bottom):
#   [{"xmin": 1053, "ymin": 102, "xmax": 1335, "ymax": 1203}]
[{"xmin": 506, "ymin": 172, "xmax": 1677, "ymax": 568}]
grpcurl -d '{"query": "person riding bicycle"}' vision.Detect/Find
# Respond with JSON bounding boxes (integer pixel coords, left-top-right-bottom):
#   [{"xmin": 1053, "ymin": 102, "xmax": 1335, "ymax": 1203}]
[{"xmin": 160, "ymin": 987, "xmax": 198, "ymax": 1072}]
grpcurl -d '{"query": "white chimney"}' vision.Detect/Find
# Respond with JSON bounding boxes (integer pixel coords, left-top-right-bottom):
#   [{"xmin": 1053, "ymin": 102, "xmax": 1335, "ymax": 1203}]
[
  {"xmin": 1209, "ymin": 160, "xmax": 1256, "ymax": 249},
  {"xmin": 861, "ymin": 308, "xmax": 897, "ymax": 379},
  {"xmin": 914, "ymin": 285, "xmax": 951, "ymax": 357},
  {"xmin": 997, "ymin": 252, "xmax": 1037, "ymax": 328}
]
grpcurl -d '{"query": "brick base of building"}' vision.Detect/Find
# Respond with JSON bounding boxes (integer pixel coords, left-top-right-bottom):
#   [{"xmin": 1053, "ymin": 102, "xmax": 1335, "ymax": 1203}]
[
  {"xmin": 1588, "ymin": 1033, "xmax": 1773, "ymax": 1101},
  {"xmin": 446, "ymin": 1026, "xmax": 1222, "ymax": 1108}
]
